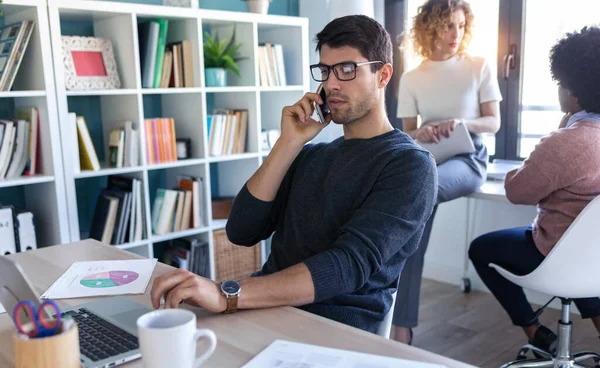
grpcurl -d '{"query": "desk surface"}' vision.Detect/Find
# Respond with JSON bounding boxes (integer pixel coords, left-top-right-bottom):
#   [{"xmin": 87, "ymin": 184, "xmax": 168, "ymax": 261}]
[
  {"xmin": 469, "ymin": 179, "xmax": 509, "ymax": 202},
  {"xmin": 0, "ymin": 240, "xmax": 475, "ymax": 368}
]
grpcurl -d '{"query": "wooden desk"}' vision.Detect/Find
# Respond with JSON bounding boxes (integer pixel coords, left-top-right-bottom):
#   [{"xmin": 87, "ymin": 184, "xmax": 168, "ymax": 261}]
[{"xmin": 0, "ymin": 240, "xmax": 475, "ymax": 368}]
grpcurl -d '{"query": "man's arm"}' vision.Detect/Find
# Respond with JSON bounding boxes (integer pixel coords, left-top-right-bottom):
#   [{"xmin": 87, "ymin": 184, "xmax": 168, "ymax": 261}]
[
  {"xmin": 150, "ymin": 262, "xmax": 314, "ymax": 312},
  {"xmin": 226, "ymin": 92, "xmax": 331, "ymax": 245},
  {"xmin": 152, "ymin": 149, "xmax": 437, "ymax": 312}
]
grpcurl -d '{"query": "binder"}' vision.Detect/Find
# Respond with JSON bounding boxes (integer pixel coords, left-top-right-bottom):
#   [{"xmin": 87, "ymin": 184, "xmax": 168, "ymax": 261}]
[
  {"xmin": 0, "ymin": 205, "xmax": 19, "ymax": 255},
  {"xmin": 16, "ymin": 211, "xmax": 37, "ymax": 251}
]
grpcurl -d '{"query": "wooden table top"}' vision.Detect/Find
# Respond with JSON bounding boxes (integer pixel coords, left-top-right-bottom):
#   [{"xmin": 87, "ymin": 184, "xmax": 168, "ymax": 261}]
[{"xmin": 0, "ymin": 239, "xmax": 475, "ymax": 368}]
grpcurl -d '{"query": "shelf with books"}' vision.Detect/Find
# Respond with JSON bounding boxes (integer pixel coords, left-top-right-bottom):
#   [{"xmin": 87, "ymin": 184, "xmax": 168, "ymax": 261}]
[
  {"xmin": 0, "ymin": 2, "xmax": 71, "ymax": 248},
  {"xmin": 136, "ymin": 15, "xmax": 201, "ymax": 90},
  {"xmin": 0, "ymin": 181, "xmax": 66, "ymax": 248},
  {"xmin": 142, "ymin": 93, "xmax": 205, "ymax": 164},
  {"xmin": 206, "ymin": 91, "xmax": 256, "ymax": 157},
  {"xmin": 66, "ymin": 94, "xmax": 142, "ymax": 174},
  {"xmin": 47, "ymin": 1, "xmax": 309, "ymax": 276},
  {"xmin": 75, "ymin": 173, "xmax": 147, "ymax": 247},
  {"xmin": 153, "ymin": 232, "xmax": 211, "ymax": 279},
  {"xmin": 147, "ymin": 165, "xmax": 209, "ymax": 239},
  {"xmin": 257, "ymin": 23, "xmax": 306, "ymax": 88}
]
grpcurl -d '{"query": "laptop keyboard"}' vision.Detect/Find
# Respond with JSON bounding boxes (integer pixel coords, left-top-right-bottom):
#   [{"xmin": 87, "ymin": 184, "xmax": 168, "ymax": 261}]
[{"xmin": 61, "ymin": 308, "xmax": 139, "ymax": 363}]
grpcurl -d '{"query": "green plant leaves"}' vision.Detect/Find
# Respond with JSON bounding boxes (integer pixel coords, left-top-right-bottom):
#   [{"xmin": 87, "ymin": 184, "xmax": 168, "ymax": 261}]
[{"xmin": 203, "ymin": 26, "xmax": 247, "ymax": 78}]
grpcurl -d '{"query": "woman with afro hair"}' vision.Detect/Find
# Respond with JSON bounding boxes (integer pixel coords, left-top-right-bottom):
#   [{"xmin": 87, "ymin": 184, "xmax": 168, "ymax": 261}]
[{"xmin": 469, "ymin": 26, "xmax": 600, "ymax": 355}]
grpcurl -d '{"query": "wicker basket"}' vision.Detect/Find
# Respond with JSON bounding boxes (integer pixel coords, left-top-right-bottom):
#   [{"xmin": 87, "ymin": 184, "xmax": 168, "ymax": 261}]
[{"xmin": 213, "ymin": 229, "xmax": 261, "ymax": 281}]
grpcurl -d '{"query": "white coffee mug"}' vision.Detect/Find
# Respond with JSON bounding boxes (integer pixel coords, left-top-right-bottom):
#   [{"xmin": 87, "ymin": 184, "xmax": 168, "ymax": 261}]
[{"xmin": 137, "ymin": 309, "xmax": 217, "ymax": 368}]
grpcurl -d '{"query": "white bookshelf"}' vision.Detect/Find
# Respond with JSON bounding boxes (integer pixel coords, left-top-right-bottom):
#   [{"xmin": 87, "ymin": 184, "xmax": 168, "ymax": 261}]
[
  {"xmin": 47, "ymin": 0, "xmax": 309, "ymax": 281},
  {"xmin": 0, "ymin": 0, "xmax": 70, "ymax": 249}
]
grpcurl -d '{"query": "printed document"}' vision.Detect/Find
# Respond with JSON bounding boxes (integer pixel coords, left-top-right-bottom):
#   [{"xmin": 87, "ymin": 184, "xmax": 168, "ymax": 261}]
[
  {"xmin": 242, "ymin": 340, "xmax": 447, "ymax": 368},
  {"xmin": 41, "ymin": 259, "xmax": 157, "ymax": 299}
]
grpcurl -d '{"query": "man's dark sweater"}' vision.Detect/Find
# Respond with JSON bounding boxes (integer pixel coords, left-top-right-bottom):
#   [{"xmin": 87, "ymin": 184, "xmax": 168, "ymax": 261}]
[{"xmin": 226, "ymin": 129, "xmax": 437, "ymax": 333}]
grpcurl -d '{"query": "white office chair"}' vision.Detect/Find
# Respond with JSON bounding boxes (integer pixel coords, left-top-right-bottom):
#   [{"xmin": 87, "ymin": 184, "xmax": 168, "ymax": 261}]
[
  {"xmin": 490, "ymin": 195, "xmax": 600, "ymax": 368},
  {"xmin": 376, "ymin": 291, "xmax": 397, "ymax": 339}
]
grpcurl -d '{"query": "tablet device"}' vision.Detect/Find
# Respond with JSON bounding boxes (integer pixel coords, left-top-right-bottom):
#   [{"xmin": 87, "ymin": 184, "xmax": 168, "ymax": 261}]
[{"xmin": 417, "ymin": 122, "xmax": 476, "ymax": 165}]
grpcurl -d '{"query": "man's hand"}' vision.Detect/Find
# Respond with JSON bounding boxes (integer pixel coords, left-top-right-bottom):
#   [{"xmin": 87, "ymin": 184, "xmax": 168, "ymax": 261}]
[
  {"xmin": 415, "ymin": 124, "xmax": 440, "ymax": 143},
  {"xmin": 430, "ymin": 119, "xmax": 458, "ymax": 138},
  {"xmin": 150, "ymin": 269, "xmax": 226, "ymax": 313},
  {"xmin": 280, "ymin": 92, "xmax": 331, "ymax": 146}
]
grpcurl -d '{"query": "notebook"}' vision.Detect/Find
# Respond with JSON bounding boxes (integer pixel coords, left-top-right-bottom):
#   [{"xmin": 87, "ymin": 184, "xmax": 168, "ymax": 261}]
[{"xmin": 418, "ymin": 122, "xmax": 475, "ymax": 165}]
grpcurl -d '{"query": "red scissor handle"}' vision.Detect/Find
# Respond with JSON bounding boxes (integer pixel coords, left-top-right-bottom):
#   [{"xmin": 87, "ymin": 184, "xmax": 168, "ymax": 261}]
[{"xmin": 13, "ymin": 301, "xmax": 39, "ymax": 338}]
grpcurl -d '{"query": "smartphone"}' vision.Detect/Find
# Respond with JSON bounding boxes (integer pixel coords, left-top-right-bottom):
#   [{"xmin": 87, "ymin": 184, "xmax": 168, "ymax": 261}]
[{"xmin": 314, "ymin": 84, "xmax": 331, "ymax": 123}]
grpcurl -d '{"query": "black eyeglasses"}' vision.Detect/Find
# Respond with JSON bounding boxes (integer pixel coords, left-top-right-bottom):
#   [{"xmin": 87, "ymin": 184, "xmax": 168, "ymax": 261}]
[{"xmin": 310, "ymin": 61, "xmax": 384, "ymax": 82}]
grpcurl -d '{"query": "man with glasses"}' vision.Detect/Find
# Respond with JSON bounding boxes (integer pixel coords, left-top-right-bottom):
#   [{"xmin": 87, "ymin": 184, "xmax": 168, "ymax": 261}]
[{"xmin": 150, "ymin": 15, "xmax": 437, "ymax": 334}]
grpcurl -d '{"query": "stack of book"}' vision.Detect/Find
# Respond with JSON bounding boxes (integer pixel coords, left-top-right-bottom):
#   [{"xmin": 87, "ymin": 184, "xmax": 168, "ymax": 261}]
[
  {"xmin": 151, "ymin": 176, "xmax": 205, "ymax": 235},
  {"xmin": 138, "ymin": 19, "xmax": 194, "ymax": 88},
  {"xmin": 163, "ymin": 237, "xmax": 210, "ymax": 278},
  {"xmin": 89, "ymin": 176, "xmax": 144, "ymax": 245},
  {"xmin": 0, "ymin": 205, "xmax": 37, "ymax": 255},
  {"xmin": 72, "ymin": 114, "xmax": 141, "ymax": 171},
  {"xmin": 107, "ymin": 122, "xmax": 140, "ymax": 168},
  {"xmin": 207, "ymin": 109, "xmax": 248, "ymax": 157},
  {"xmin": 0, "ymin": 21, "xmax": 35, "ymax": 91},
  {"xmin": 0, "ymin": 107, "xmax": 40, "ymax": 179},
  {"xmin": 257, "ymin": 43, "xmax": 287, "ymax": 87},
  {"xmin": 144, "ymin": 118, "xmax": 178, "ymax": 165}
]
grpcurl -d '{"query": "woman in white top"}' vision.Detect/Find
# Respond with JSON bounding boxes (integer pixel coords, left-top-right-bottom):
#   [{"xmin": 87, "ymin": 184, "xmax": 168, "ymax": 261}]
[{"xmin": 392, "ymin": 0, "xmax": 502, "ymax": 344}]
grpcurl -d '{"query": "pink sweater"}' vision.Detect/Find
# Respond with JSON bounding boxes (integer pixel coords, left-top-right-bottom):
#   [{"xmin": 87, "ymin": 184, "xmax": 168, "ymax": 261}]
[{"xmin": 505, "ymin": 121, "xmax": 600, "ymax": 256}]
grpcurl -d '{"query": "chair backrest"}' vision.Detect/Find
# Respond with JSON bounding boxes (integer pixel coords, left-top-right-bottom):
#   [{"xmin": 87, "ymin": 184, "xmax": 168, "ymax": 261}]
[
  {"xmin": 376, "ymin": 291, "xmax": 397, "ymax": 338},
  {"xmin": 515, "ymin": 195, "xmax": 600, "ymax": 298}
]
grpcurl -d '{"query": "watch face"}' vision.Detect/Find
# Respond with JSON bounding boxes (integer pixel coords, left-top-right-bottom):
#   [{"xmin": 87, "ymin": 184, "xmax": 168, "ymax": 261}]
[{"xmin": 221, "ymin": 280, "xmax": 240, "ymax": 295}]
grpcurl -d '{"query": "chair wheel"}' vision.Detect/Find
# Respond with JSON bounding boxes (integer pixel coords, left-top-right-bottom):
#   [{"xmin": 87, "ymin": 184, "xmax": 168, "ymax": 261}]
[{"xmin": 460, "ymin": 277, "xmax": 471, "ymax": 293}]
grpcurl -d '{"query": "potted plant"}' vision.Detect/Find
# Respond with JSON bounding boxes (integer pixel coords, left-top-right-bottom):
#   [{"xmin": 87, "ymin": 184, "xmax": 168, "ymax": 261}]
[
  {"xmin": 203, "ymin": 27, "xmax": 246, "ymax": 87},
  {"xmin": 242, "ymin": 0, "xmax": 271, "ymax": 15}
]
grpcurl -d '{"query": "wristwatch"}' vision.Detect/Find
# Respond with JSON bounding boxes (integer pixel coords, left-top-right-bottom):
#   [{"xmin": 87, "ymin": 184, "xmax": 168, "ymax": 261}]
[{"xmin": 220, "ymin": 280, "xmax": 241, "ymax": 313}]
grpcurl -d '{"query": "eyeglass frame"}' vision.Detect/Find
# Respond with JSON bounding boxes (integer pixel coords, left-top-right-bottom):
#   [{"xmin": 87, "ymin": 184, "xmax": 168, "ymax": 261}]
[{"xmin": 309, "ymin": 61, "xmax": 384, "ymax": 82}]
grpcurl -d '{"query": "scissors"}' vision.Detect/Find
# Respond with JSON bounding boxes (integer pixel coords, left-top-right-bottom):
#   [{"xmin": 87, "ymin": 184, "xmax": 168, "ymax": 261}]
[{"xmin": 12, "ymin": 300, "xmax": 61, "ymax": 338}]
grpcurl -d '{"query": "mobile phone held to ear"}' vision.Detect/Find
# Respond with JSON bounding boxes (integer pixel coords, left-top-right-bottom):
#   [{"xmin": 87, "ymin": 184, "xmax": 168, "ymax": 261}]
[{"xmin": 314, "ymin": 84, "xmax": 331, "ymax": 123}]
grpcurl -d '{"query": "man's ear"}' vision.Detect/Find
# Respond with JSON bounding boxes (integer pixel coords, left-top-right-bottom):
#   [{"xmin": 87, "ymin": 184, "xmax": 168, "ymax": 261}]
[{"xmin": 379, "ymin": 63, "xmax": 393, "ymax": 88}]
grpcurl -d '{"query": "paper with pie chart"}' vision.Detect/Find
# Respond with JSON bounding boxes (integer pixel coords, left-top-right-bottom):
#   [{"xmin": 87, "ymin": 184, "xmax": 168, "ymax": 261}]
[{"xmin": 41, "ymin": 259, "xmax": 157, "ymax": 299}]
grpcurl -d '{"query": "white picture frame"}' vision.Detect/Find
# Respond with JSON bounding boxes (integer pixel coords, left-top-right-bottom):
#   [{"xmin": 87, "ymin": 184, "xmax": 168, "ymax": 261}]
[{"xmin": 61, "ymin": 36, "xmax": 121, "ymax": 90}]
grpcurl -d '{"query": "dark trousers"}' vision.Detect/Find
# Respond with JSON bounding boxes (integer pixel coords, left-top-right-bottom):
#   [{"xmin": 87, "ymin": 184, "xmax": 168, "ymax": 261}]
[
  {"xmin": 469, "ymin": 227, "xmax": 600, "ymax": 327},
  {"xmin": 392, "ymin": 156, "xmax": 485, "ymax": 327}
]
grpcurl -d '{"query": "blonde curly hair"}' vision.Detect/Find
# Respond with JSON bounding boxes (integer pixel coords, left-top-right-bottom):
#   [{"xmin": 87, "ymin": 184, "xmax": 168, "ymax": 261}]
[{"xmin": 411, "ymin": 0, "xmax": 474, "ymax": 59}]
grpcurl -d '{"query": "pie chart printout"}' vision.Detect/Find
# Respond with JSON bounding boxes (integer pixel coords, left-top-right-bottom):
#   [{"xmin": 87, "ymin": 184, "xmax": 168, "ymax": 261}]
[{"xmin": 80, "ymin": 271, "xmax": 140, "ymax": 288}]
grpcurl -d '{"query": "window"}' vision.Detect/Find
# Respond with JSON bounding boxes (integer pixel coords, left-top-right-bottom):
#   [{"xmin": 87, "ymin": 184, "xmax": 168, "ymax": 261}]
[
  {"xmin": 516, "ymin": 0, "xmax": 600, "ymax": 158},
  {"xmin": 403, "ymin": 0, "xmax": 500, "ymax": 155}
]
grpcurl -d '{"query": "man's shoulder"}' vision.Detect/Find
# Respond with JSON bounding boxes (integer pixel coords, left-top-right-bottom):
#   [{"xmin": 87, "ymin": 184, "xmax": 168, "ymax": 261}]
[{"xmin": 380, "ymin": 131, "xmax": 436, "ymax": 169}]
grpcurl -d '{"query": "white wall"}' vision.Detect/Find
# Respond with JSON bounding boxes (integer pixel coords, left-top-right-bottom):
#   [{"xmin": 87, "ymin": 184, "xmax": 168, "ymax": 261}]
[{"xmin": 300, "ymin": 0, "xmax": 385, "ymax": 144}]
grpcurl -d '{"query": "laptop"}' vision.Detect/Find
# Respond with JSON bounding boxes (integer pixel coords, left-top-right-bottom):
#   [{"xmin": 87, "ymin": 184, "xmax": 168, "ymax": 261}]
[
  {"xmin": 417, "ymin": 122, "xmax": 476, "ymax": 165},
  {"xmin": 486, "ymin": 159, "xmax": 523, "ymax": 181},
  {"xmin": 0, "ymin": 255, "xmax": 152, "ymax": 368}
]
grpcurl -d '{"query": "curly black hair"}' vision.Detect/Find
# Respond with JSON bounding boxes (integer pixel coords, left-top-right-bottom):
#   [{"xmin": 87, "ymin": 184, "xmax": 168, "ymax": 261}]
[{"xmin": 550, "ymin": 26, "xmax": 600, "ymax": 113}]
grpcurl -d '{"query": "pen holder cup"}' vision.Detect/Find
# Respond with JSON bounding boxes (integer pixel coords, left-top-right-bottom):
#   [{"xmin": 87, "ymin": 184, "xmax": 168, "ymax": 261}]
[{"xmin": 13, "ymin": 320, "xmax": 80, "ymax": 368}]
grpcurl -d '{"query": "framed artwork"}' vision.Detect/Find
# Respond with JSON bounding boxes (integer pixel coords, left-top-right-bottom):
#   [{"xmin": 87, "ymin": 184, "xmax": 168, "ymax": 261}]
[{"xmin": 62, "ymin": 36, "xmax": 121, "ymax": 90}]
